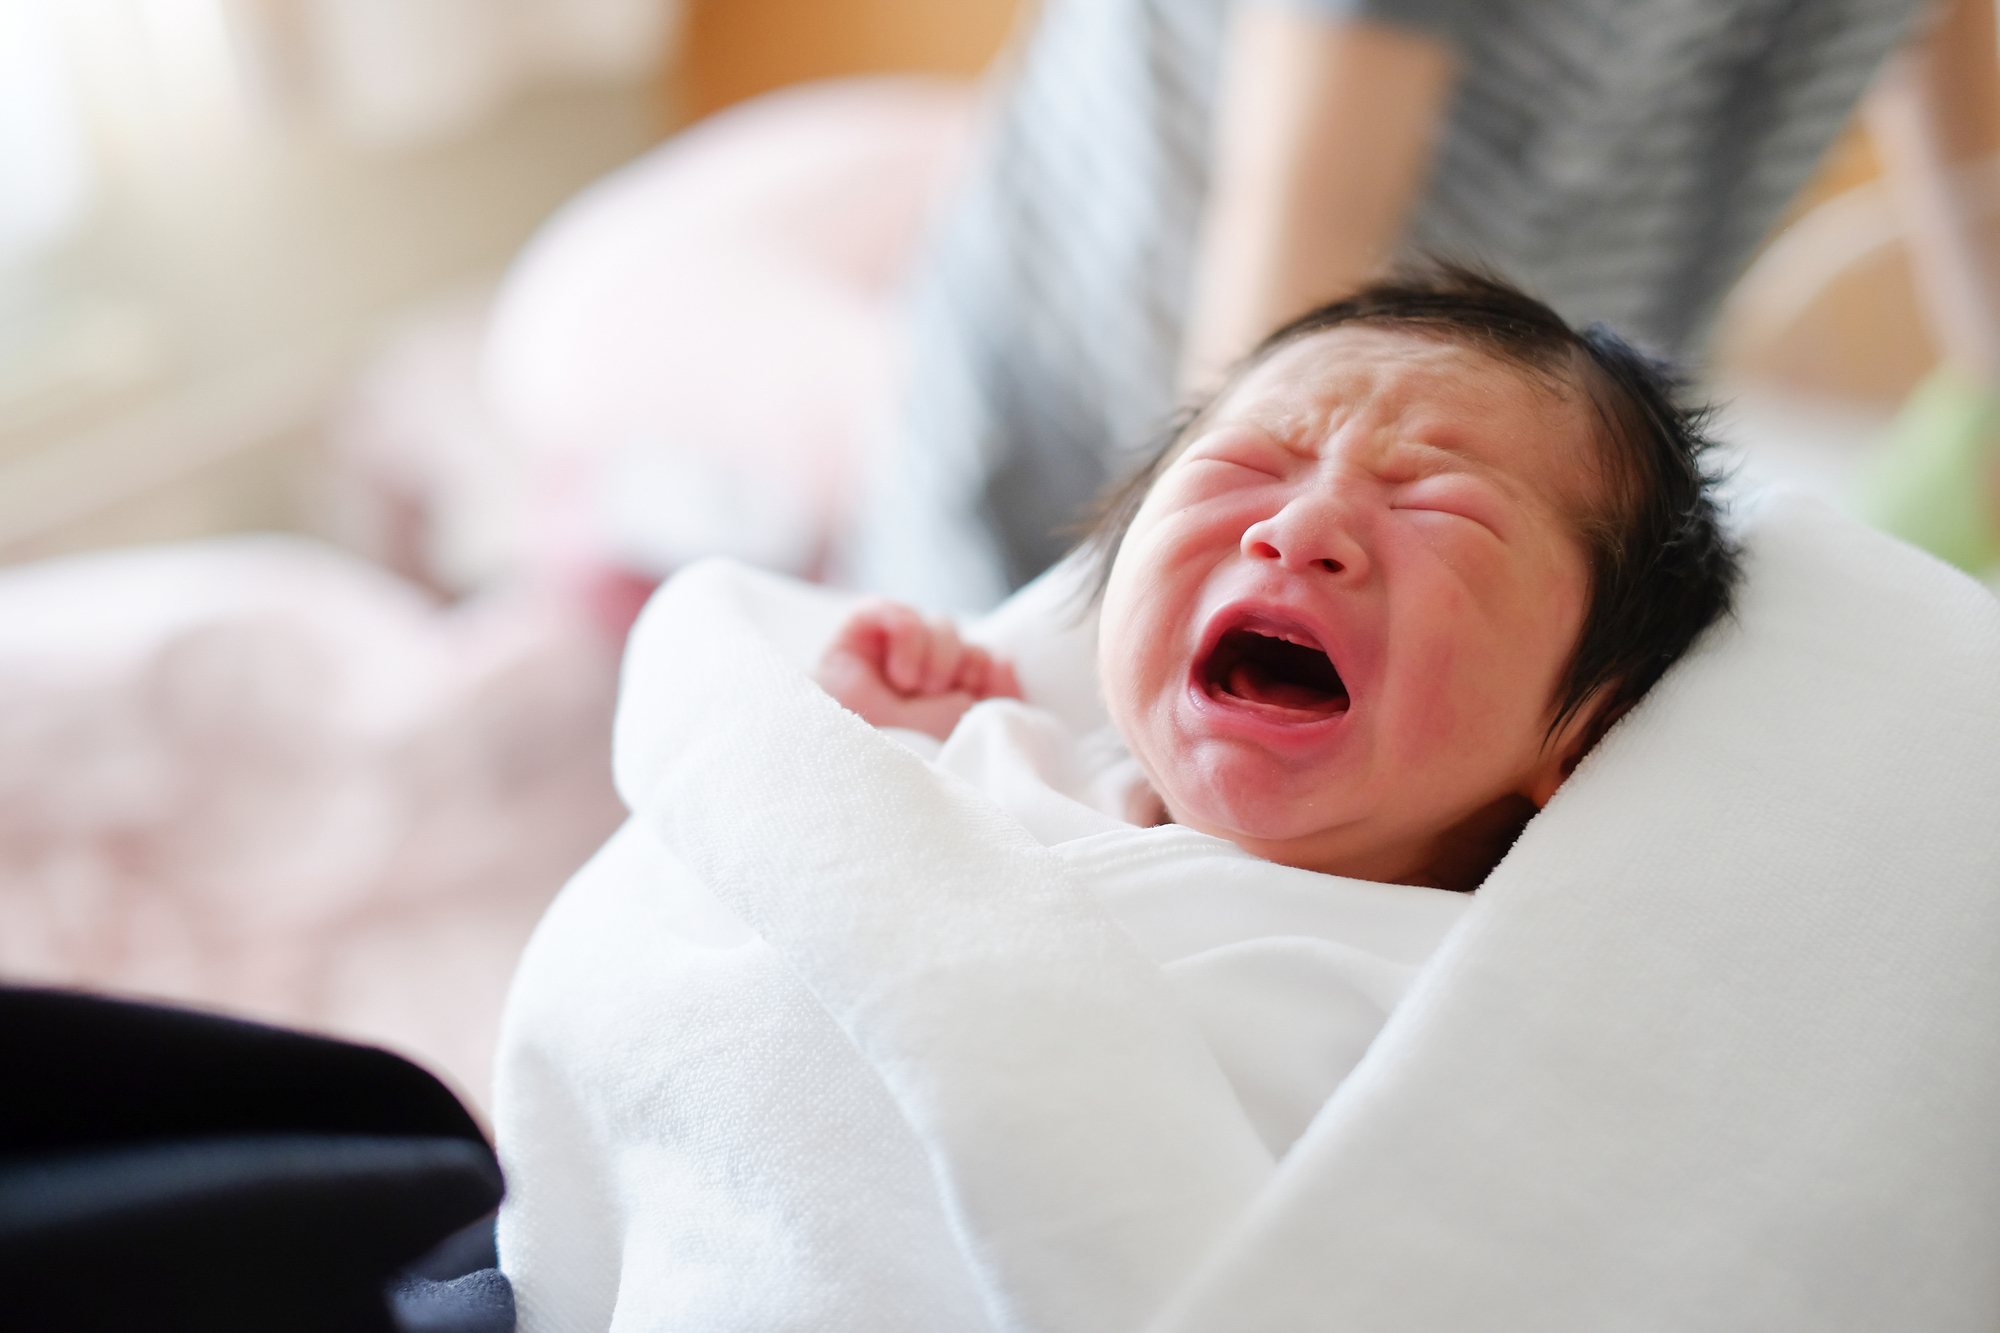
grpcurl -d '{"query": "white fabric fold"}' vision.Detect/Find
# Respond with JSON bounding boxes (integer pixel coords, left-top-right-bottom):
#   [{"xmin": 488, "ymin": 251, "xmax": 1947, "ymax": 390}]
[
  {"xmin": 1149, "ymin": 494, "xmax": 2000, "ymax": 1332},
  {"xmin": 611, "ymin": 563, "xmax": 1276, "ymax": 1333},
  {"xmin": 499, "ymin": 494, "xmax": 2000, "ymax": 1333}
]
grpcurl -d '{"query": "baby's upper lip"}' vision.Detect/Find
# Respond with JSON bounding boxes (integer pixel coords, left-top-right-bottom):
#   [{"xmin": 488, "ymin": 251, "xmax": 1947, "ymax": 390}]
[
  {"xmin": 1190, "ymin": 597, "xmax": 1355, "ymax": 715},
  {"xmin": 1196, "ymin": 600, "xmax": 1345, "ymax": 674}
]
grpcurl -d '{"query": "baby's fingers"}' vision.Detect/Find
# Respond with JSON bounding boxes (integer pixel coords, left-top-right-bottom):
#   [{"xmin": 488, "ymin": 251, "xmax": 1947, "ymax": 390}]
[
  {"xmin": 877, "ymin": 604, "xmax": 935, "ymax": 694},
  {"xmin": 948, "ymin": 644, "xmax": 1008, "ymax": 699},
  {"xmin": 947, "ymin": 645, "xmax": 988, "ymax": 698},
  {"xmin": 918, "ymin": 617, "xmax": 972, "ymax": 695},
  {"xmin": 983, "ymin": 657, "xmax": 1022, "ymax": 701}
]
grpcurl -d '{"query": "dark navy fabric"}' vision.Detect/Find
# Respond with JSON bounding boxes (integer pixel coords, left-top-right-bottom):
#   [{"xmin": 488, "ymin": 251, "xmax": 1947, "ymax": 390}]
[
  {"xmin": 391, "ymin": 1212, "xmax": 512, "ymax": 1333},
  {"xmin": 404, "ymin": 1212, "xmax": 502, "ymax": 1281},
  {"xmin": 0, "ymin": 985, "xmax": 484, "ymax": 1152},
  {"xmin": 390, "ymin": 1267, "xmax": 517, "ymax": 1333},
  {"xmin": 0, "ymin": 987, "xmax": 510, "ymax": 1332}
]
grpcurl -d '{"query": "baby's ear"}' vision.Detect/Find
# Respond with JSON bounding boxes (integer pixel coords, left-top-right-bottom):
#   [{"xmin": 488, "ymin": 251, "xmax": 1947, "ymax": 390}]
[{"xmin": 1525, "ymin": 694, "xmax": 1632, "ymax": 808}]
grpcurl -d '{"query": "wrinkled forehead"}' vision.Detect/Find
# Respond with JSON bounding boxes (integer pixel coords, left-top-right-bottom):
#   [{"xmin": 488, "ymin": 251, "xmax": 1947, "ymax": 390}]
[{"xmin": 1202, "ymin": 324, "xmax": 1610, "ymax": 519}]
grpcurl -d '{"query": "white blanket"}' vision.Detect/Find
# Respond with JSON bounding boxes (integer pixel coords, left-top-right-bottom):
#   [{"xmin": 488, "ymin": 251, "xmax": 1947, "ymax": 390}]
[{"xmin": 496, "ymin": 495, "xmax": 2000, "ymax": 1332}]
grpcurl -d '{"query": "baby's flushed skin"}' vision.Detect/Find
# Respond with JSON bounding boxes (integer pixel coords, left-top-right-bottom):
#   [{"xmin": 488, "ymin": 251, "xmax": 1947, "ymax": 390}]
[
  {"xmin": 820, "ymin": 271, "xmax": 1737, "ymax": 893},
  {"xmin": 1095, "ymin": 326, "xmax": 1607, "ymax": 892},
  {"xmin": 817, "ymin": 601, "xmax": 1020, "ymax": 740},
  {"xmin": 819, "ymin": 326, "xmax": 1603, "ymax": 892}
]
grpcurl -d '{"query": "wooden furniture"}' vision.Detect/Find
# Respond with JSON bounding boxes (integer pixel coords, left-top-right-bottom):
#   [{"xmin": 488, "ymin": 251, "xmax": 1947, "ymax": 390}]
[{"xmin": 672, "ymin": 0, "xmax": 1028, "ymax": 123}]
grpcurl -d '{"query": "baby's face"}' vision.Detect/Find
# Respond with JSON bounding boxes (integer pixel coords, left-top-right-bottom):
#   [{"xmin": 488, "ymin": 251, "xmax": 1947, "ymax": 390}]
[{"xmin": 1099, "ymin": 326, "xmax": 1602, "ymax": 887}]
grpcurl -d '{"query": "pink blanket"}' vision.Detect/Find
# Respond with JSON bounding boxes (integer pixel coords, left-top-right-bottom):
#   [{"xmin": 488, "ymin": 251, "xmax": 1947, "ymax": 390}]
[{"xmin": 0, "ymin": 535, "xmax": 623, "ymax": 1110}]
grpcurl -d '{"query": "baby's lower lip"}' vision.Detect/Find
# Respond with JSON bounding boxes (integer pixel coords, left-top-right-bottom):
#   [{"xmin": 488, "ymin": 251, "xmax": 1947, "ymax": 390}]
[
  {"xmin": 1193, "ymin": 678, "xmax": 1350, "ymax": 726},
  {"xmin": 1183, "ymin": 672, "xmax": 1353, "ymax": 756},
  {"xmin": 1200, "ymin": 676, "xmax": 1344, "ymax": 716}
]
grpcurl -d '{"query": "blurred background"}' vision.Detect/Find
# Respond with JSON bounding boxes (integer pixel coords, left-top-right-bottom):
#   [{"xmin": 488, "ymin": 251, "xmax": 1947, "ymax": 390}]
[{"xmin": 0, "ymin": 0, "xmax": 1987, "ymax": 1115}]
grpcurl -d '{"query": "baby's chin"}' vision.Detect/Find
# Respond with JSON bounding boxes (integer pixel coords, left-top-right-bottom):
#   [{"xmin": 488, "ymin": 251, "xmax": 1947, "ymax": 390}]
[
  {"xmin": 1165, "ymin": 786, "xmax": 1536, "ymax": 893},
  {"xmin": 1159, "ymin": 787, "xmax": 1390, "ymax": 877},
  {"xmin": 1153, "ymin": 746, "xmax": 1355, "ymax": 834}
]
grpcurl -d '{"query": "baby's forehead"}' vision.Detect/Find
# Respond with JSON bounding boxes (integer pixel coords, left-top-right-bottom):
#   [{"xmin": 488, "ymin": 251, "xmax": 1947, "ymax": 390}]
[
  {"xmin": 1217, "ymin": 326, "xmax": 1603, "ymax": 484},
  {"xmin": 1230, "ymin": 325, "xmax": 1575, "ymax": 422}
]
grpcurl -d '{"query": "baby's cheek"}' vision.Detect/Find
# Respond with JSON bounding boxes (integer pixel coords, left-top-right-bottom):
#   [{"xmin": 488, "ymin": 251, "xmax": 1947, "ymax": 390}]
[
  {"xmin": 1388, "ymin": 638, "xmax": 1472, "ymax": 756},
  {"xmin": 1386, "ymin": 623, "xmax": 1546, "ymax": 768}
]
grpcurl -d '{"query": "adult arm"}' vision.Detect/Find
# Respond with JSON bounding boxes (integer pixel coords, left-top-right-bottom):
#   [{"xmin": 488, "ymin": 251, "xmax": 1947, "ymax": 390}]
[
  {"xmin": 1866, "ymin": 0, "xmax": 2000, "ymax": 382},
  {"xmin": 1179, "ymin": 4, "xmax": 1458, "ymax": 391},
  {"xmin": 1860, "ymin": 0, "xmax": 2000, "ymax": 567}
]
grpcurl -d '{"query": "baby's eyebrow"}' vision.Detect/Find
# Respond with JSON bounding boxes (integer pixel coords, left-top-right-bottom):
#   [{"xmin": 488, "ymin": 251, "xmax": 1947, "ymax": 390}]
[
  {"xmin": 1229, "ymin": 399, "xmax": 1322, "ymax": 443},
  {"xmin": 1268, "ymin": 397, "xmax": 1366, "ymax": 458},
  {"xmin": 1386, "ymin": 435, "xmax": 1491, "ymax": 477},
  {"xmin": 1388, "ymin": 435, "xmax": 1569, "ymax": 520},
  {"xmin": 1271, "ymin": 423, "xmax": 1325, "ymax": 461},
  {"xmin": 1193, "ymin": 414, "xmax": 1320, "ymax": 465}
]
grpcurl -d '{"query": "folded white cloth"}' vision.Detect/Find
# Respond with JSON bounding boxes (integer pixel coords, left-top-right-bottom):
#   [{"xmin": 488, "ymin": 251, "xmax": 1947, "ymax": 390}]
[
  {"xmin": 496, "ymin": 494, "xmax": 2000, "ymax": 1332},
  {"xmin": 496, "ymin": 562, "xmax": 1467, "ymax": 1331},
  {"xmin": 902, "ymin": 695, "xmax": 1473, "ymax": 1156}
]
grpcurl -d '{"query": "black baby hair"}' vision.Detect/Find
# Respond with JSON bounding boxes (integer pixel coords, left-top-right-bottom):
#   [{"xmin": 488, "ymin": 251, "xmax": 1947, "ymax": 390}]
[{"xmin": 1081, "ymin": 262, "xmax": 1740, "ymax": 740}]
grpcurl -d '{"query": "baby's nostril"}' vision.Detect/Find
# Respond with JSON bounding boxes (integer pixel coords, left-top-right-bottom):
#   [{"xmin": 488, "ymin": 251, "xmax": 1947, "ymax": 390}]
[{"xmin": 1317, "ymin": 558, "xmax": 1340, "ymax": 573}]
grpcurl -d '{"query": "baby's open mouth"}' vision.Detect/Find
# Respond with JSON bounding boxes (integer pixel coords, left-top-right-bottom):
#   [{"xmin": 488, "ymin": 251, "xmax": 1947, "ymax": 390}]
[{"xmin": 1201, "ymin": 627, "xmax": 1349, "ymax": 718}]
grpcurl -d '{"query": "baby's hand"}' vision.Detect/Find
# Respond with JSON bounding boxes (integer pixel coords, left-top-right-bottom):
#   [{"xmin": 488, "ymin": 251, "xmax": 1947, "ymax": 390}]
[{"xmin": 815, "ymin": 600, "xmax": 1021, "ymax": 741}]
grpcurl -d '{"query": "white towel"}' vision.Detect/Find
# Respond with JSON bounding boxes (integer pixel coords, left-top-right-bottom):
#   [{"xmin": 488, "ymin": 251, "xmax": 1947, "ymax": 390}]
[{"xmin": 496, "ymin": 494, "xmax": 2000, "ymax": 1332}]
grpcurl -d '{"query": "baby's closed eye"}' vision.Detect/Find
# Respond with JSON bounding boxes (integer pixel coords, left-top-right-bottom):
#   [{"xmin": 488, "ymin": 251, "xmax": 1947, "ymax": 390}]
[
  {"xmin": 1391, "ymin": 476, "xmax": 1506, "ymax": 535},
  {"xmin": 1187, "ymin": 429, "xmax": 1296, "ymax": 479}
]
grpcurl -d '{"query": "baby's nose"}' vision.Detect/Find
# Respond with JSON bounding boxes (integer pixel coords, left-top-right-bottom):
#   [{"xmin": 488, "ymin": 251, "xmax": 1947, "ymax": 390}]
[{"xmin": 1241, "ymin": 496, "xmax": 1366, "ymax": 577}]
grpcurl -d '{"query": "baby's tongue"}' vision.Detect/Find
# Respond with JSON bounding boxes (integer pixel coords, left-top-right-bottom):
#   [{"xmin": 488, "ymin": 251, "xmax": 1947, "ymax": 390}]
[{"xmin": 1227, "ymin": 661, "xmax": 1345, "ymax": 715}]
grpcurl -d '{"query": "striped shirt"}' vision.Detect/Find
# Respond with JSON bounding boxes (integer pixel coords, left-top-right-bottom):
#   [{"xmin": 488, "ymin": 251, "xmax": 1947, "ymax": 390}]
[{"xmin": 854, "ymin": 0, "xmax": 1927, "ymax": 609}]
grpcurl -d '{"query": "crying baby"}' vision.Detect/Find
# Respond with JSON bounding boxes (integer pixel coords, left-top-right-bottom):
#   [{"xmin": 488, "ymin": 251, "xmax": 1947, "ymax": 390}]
[
  {"xmin": 818, "ymin": 267, "xmax": 1739, "ymax": 893},
  {"xmin": 487, "ymin": 273, "xmax": 1748, "ymax": 1321}
]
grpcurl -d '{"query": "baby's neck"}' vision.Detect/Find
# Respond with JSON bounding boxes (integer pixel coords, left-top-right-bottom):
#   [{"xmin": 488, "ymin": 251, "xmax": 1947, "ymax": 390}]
[
  {"xmin": 1403, "ymin": 794, "xmax": 1539, "ymax": 893},
  {"xmin": 1147, "ymin": 787, "xmax": 1536, "ymax": 894}
]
